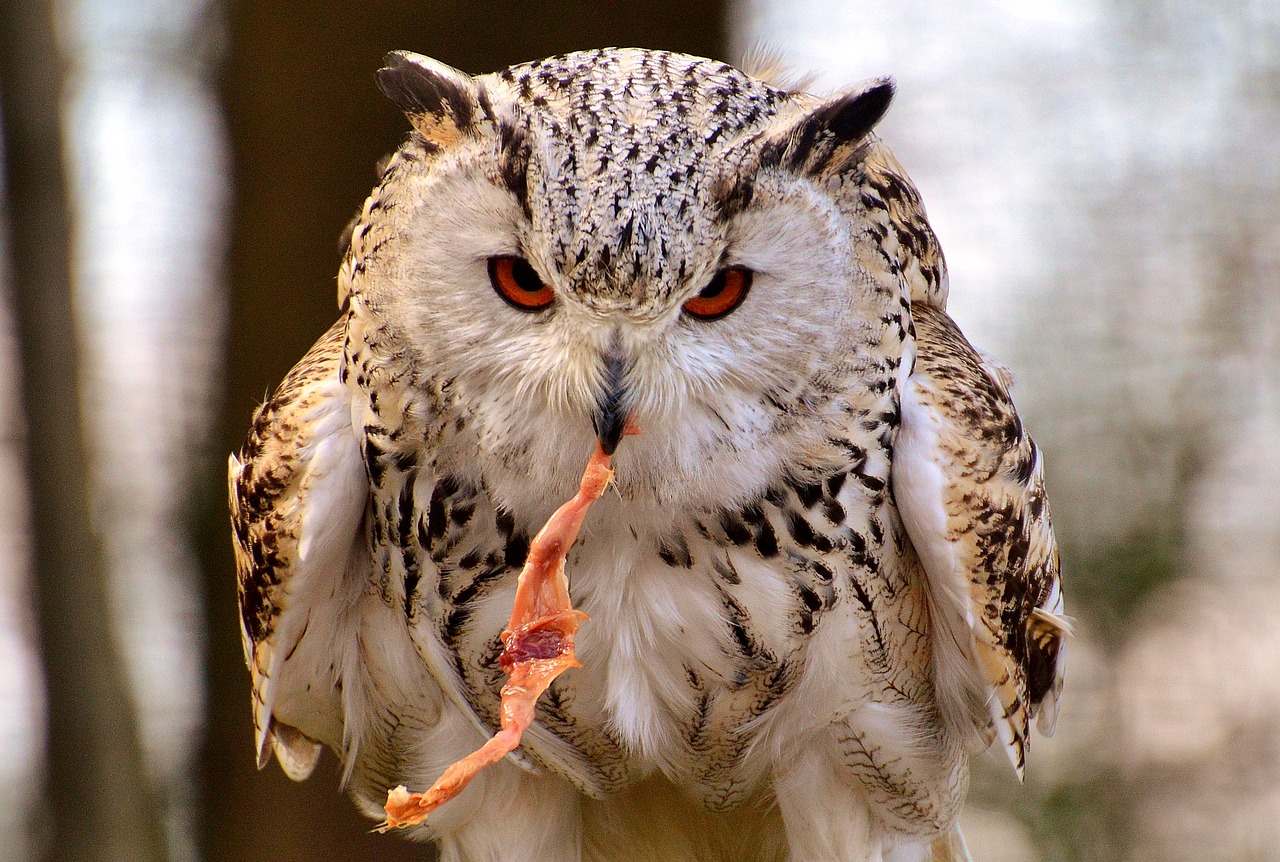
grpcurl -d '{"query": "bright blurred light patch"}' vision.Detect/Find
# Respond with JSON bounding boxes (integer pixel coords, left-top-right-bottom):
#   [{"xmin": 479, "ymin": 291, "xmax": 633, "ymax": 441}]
[
  {"xmin": 0, "ymin": 0, "xmax": 227, "ymax": 860},
  {"xmin": 0, "ymin": 299, "xmax": 42, "ymax": 862}
]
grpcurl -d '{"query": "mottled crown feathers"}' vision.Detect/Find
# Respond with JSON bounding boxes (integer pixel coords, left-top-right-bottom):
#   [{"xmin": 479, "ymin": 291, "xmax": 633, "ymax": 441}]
[{"xmin": 378, "ymin": 49, "xmax": 894, "ymax": 177}]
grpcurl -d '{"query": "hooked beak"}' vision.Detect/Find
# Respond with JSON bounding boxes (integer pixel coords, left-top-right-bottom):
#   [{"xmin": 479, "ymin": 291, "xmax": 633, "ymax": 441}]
[{"xmin": 593, "ymin": 351, "xmax": 628, "ymax": 456}]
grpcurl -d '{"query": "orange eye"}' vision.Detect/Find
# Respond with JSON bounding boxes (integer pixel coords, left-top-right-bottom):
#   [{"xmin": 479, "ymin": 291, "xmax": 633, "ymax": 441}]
[
  {"xmin": 683, "ymin": 267, "xmax": 752, "ymax": 321},
  {"xmin": 488, "ymin": 256, "xmax": 555, "ymax": 312}
]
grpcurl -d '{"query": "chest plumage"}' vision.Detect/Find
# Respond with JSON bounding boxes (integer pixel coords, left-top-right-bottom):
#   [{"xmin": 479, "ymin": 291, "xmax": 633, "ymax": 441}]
[{"xmin": 230, "ymin": 47, "xmax": 1066, "ymax": 862}]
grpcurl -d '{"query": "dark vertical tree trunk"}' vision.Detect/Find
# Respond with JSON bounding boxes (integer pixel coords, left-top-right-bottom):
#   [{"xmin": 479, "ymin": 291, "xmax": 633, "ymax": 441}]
[
  {"xmin": 199, "ymin": 4, "xmax": 724, "ymax": 860},
  {"xmin": 0, "ymin": 2, "xmax": 168, "ymax": 862}
]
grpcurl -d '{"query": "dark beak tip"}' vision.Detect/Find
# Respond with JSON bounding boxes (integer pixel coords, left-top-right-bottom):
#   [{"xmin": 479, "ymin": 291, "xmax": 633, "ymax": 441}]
[{"xmin": 596, "ymin": 411, "xmax": 627, "ymax": 456}]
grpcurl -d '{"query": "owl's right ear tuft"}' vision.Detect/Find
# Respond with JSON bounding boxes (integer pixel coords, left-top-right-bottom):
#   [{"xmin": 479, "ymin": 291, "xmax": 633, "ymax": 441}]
[{"xmin": 378, "ymin": 51, "xmax": 483, "ymax": 146}]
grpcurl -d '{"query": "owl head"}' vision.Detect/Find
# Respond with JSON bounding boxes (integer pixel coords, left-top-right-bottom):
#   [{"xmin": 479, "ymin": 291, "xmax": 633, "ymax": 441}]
[{"xmin": 343, "ymin": 49, "xmax": 932, "ymax": 519}]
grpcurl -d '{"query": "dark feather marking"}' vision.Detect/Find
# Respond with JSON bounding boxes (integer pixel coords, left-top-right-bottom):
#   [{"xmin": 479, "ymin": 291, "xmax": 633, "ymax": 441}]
[
  {"xmin": 437, "ymin": 473, "xmax": 461, "ymax": 497},
  {"xmin": 685, "ymin": 665, "xmax": 704, "ymax": 691},
  {"xmin": 844, "ymin": 528, "xmax": 874, "ymax": 570},
  {"xmin": 853, "ymin": 460, "xmax": 886, "ymax": 492},
  {"xmin": 1026, "ymin": 621, "xmax": 1062, "ymax": 706},
  {"xmin": 687, "ymin": 691, "xmax": 713, "ymax": 751},
  {"xmin": 779, "ymin": 113, "xmax": 822, "ymax": 171},
  {"xmin": 796, "ymin": 584, "xmax": 822, "ymax": 634},
  {"xmin": 713, "ymin": 173, "xmax": 755, "ymax": 218},
  {"xmin": 396, "ymin": 480, "xmax": 416, "ymax": 550},
  {"xmin": 823, "ymin": 499, "xmax": 846, "ymax": 524},
  {"xmin": 451, "ymin": 563, "xmax": 507, "ymax": 608},
  {"xmin": 753, "ymin": 661, "xmax": 794, "ymax": 717},
  {"xmin": 498, "ymin": 121, "xmax": 532, "ymax": 217},
  {"xmin": 415, "ymin": 512, "xmax": 431, "ymax": 551},
  {"xmin": 1012, "ymin": 440, "xmax": 1040, "ymax": 485},
  {"xmin": 720, "ymin": 510, "xmax": 753, "ymax": 546},
  {"xmin": 784, "ymin": 510, "xmax": 834, "ymax": 553},
  {"xmin": 754, "ymin": 517, "xmax": 779, "ymax": 558},
  {"xmin": 764, "ymin": 393, "xmax": 791, "ymax": 415},
  {"xmin": 391, "ymin": 448, "xmax": 417, "ymax": 471},
  {"xmin": 426, "ymin": 484, "xmax": 447, "ymax": 552},
  {"xmin": 711, "ymin": 555, "xmax": 741, "ymax": 585},
  {"xmin": 450, "ymin": 501, "xmax": 475, "ymax": 527},
  {"xmin": 363, "ymin": 437, "xmax": 387, "ymax": 487},
  {"xmin": 658, "ymin": 535, "xmax": 693, "ymax": 568},
  {"xmin": 283, "ymin": 616, "xmax": 310, "ymax": 662},
  {"xmin": 402, "ymin": 552, "xmax": 421, "ymax": 621},
  {"xmin": 504, "ymin": 533, "xmax": 529, "ymax": 568},
  {"xmin": 442, "ymin": 605, "xmax": 471, "ymax": 647},
  {"xmin": 847, "ymin": 577, "xmax": 887, "ymax": 653},
  {"xmin": 713, "ymin": 583, "xmax": 775, "ymax": 669},
  {"xmin": 792, "ymin": 479, "xmax": 824, "ymax": 509},
  {"xmin": 757, "ymin": 81, "xmax": 893, "ymax": 176},
  {"xmin": 495, "ymin": 508, "xmax": 516, "ymax": 538}
]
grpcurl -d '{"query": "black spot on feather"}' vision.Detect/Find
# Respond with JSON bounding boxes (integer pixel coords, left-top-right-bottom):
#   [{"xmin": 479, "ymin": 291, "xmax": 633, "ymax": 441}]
[
  {"xmin": 721, "ymin": 510, "xmax": 752, "ymax": 546},
  {"xmin": 504, "ymin": 533, "xmax": 529, "ymax": 568},
  {"xmin": 658, "ymin": 535, "xmax": 692, "ymax": 568},
  {"xmin": 754, "ymin": 518, "xmax": 779, "ymax": 558}
]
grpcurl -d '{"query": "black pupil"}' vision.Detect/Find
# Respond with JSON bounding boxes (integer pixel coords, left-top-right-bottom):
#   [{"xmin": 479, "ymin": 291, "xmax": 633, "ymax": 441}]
[
  {"xmin": 511, "ymin": 258, "xmax": 543, "ymax": 293},
  {"xmin": 698, "ymin": 271, "xmax": 727, "ymax": 299}
]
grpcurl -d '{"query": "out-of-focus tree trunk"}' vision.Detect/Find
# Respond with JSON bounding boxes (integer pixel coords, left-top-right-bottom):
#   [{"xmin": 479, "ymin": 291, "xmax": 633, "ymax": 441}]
[
  {"xmin": 0, "ymin": 2, "xmax": 168, "ymax": 862},
  {"xmin": 199, "ymin": 3, "xmax": 724, "ymax": 860}
]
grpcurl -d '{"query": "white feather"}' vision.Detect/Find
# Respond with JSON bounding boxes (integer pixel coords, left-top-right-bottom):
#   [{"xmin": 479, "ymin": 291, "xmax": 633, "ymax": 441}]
[
  {"xmin": 259, "ymin": 375, "xmax": 368, "ymax": 773},
  {"xmin": 893, "ymin": 376, "xmax": 991, "ymax": 746}
]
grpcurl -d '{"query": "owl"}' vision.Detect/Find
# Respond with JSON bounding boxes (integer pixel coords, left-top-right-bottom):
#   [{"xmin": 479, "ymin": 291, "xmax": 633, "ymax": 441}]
[{"xmin": 229, "ymin": 48, "xmax": 1067, "ymax": 862}]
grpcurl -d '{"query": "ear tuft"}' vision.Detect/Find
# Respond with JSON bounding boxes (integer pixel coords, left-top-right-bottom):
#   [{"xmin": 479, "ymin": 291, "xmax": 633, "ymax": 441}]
[
  {"xmin": 818, "ymin": 78, "xmax": 894, "ymax": 145},
  {"xmin": 758, "ymin": 77, "xmax": 895, "ymax": 176},
  {"xmin": 377, "ymin": 51, "xmax": 481, "ymax": 145}
]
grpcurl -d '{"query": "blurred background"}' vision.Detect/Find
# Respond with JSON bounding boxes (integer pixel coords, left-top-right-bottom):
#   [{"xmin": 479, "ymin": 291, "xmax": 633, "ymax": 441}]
[{"xmin": 1, "ymin": 1, "xmax": 1276, "ymax": 860}]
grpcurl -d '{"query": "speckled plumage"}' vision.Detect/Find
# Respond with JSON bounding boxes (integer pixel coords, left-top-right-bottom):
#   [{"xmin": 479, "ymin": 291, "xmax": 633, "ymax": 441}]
[{"xmin": 230, "ymin": 48, "xmax": 1065, "ymax": 862}]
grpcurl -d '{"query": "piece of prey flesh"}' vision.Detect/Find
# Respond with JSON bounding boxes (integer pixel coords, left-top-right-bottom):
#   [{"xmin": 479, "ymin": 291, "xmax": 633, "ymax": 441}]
[{"xmin": 379, "ymin": 437, "xmax": 624, "ymax": 830}]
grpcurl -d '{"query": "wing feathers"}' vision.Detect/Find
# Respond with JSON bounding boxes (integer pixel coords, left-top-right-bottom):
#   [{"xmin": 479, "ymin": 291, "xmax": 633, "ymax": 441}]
[
  {"xmin": 894, "ymin": 304, "xmax": 1066, "ymax": 777},
  {"xmin": 271, "ymin": 722, "xmax": 325, "ymax": 781},
  {"xmin": 893, "ymin": 373, "xmax": 993, "ymax": 748},
  {"xmin": 1027, "ymin": 607, "xmax": 1071, "ymax": 736},
  {"xmin": 229, "ymin": 316, "xmax": 367, "ymax": 777}
]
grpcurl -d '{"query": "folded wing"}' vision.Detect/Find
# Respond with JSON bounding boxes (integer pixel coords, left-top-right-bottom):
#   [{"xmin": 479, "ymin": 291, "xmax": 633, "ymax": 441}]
[
  {"xmin": 229, "ymin": 317, "xmax": 369, "ymax": 779},
  {"xmin": 893, "ymin": 303, "xmax": 1068, "ymax": 777}
]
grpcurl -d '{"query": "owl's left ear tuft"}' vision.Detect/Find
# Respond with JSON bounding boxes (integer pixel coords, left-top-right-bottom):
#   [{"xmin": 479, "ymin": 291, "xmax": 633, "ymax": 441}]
[
  {"xmin": 813, "ymin": 78, "xmax": 894, "ymax": 146},
  {"xmin": 378, "ymin": 51, "xmax": 484, "ymax": 147},
  {"xmin": 759, "ymin": 77, "xmax": 895, "ymax": 175}
]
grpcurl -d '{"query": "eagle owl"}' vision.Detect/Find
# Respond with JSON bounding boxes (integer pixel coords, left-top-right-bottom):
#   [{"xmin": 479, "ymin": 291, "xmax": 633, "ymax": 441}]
[{"xmin": 229, "ymin": 48, "xmax": 1066, "ymax": 862}]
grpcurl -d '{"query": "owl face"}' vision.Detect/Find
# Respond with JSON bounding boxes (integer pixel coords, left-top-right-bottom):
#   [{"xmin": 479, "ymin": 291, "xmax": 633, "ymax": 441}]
[{"xmin": 350, "ymin": 50, "xmax": 901, "ymax": 517}]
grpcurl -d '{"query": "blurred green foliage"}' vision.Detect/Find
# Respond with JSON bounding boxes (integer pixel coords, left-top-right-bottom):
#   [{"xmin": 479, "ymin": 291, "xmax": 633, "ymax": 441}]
[{"xmin": 1066, "ymin": 527, "xmax": 1186, "ymax": 644}]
